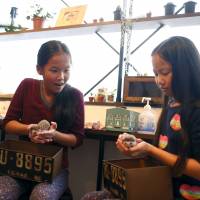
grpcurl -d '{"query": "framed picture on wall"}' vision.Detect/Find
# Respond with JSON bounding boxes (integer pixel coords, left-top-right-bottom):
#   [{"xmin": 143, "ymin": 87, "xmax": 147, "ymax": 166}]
[
  {"xmin": 55, "ymin": 5, "xmax": 87, "ymax": 27},
  {"xmin": 123, "ymin": 76, "xmax": 162, "ymax": 104}
]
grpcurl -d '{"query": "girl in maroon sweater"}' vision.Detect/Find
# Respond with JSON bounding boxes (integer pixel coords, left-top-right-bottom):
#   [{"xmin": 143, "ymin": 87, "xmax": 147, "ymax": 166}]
[{"xmin": 1, "ymin": 40, "xmax": 84, "ymax": 200}]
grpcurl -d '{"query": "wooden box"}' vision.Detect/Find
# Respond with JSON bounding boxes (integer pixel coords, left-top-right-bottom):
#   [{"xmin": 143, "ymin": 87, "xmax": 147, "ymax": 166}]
[
  {"xmin": 0, "ymin": 140, "xmax": 63, "ymax": 183},
  {"xmin": 123, "ymin": 76, "xmax": 162, "ymax": 104},
  {"xmin": 103, "ymin": 158, "xmax": 173, "ymax": 200},
  {"xmin": 105, "ymin": 107, "xmax": 139, "ymax": 132}
]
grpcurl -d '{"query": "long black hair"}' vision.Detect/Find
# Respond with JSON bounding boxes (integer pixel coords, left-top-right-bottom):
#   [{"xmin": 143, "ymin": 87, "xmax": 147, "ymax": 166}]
[
  {"xmin": 37, "ymin": 40, "xmax": 72, "ymax": 66},
  {"xmin": 152, "ymin": 36, "xmax": 200, "ymax": 176},
  {"xmin": 37, "ymin": 40, "xmax": 76, "ymax": 131}
]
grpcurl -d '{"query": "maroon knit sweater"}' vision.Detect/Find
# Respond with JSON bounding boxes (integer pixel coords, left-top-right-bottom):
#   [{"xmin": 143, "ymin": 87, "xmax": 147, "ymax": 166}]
[{"xmin": 3, "ymin": 78, "xmax": 85, "ymax": 167}]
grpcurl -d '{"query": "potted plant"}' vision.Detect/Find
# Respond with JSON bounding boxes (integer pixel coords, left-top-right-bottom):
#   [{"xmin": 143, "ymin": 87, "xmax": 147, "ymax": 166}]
[
  {"xmin": 88, "ymin": 93, "xmax": 95, "ymax": 102},
  {"xmin": 96, "ymin": 88, "xmax": 107, "ymax": 102},
  {"xmin": 164, "ymin": 2, "xmax": 176, "ymax": 16},
  {"xmin": 0, "ymin": 7, "xmax": 25, "ymax": 32},
  {"xmin": 114, "ymin": 6, "xmax": 122, "ymax": 20},
  {"xmin": 26, "ymin": 3, "xmax": 53, "ymax": 30},
  {"xmin": 107, "ymin": 89, "xmax": 116, "ymax": 102}
]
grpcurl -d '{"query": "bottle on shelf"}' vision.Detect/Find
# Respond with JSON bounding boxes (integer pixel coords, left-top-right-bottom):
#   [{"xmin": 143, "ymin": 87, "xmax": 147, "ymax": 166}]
[{"xmin": 138, "ymin": 97, "xmax": 156, "ymax": 134}]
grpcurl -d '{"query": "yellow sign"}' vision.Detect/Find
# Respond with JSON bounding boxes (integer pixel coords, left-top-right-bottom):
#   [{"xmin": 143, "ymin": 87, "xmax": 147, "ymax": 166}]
[{"xmin": 56, "ymin": 5, "xmax": 87, "ymax": 27}]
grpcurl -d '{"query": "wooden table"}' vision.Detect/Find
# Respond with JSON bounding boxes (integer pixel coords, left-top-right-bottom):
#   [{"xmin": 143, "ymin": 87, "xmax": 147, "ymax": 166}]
[{"xmin": 85, "ymin": 128, "xmax": 154, "ymax": 191}]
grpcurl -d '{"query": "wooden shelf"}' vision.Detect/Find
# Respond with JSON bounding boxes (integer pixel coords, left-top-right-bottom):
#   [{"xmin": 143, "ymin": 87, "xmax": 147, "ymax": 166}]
[
  {"xmin": 0, "ymin": 12, "xmax": 200, "ymax": 41},
  {"xmin": 129, "ymin": 12, "xmax": 200, "ymax": 29},
  {"xmin": 85, "ymin": 101, "xmax": 123, "ymax": 106},
  {"xmin": 0, "ymin": 94, "xmax": 13, "ymax": 101},
  {"xmin": 85, "ymin": 128, "xmax": 155, "ymax": 141},
  {"xmin": 84, "ymin": 101, "xmax": 162, "ymax": 107}
]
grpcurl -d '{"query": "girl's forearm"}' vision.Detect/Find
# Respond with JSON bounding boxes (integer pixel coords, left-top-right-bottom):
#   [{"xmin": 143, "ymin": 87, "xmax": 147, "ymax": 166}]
[
  {"xmin": 147, "ymin": 144, "xmax": 200, "ymax": 180},
  {"xmin": 53, "ymin": 130, "xmax": 77, "ymax": 147},
  {"xmin": 5, "ymin": 120, "xmax": 29, "ymax": 135},
  {"xmin": 147, "ymin": 144, "xmax": 177, "ymax": 167}
]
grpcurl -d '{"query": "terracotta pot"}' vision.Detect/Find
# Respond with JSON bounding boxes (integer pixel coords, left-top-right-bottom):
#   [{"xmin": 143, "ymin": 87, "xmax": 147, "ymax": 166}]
[
  {"xmin": 33, "ymin": 17, "xmax": 44, "ymax": 30},
  {"xmin": 97, "ymin": 95, "xmax": 105, "ymax": 102},
  {"xmin": 89, "ymin": 96, "xmax": 95, "ymax": 102}
]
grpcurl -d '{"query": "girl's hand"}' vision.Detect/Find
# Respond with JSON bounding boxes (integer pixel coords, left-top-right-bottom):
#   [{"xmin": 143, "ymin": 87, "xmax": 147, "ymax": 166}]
[
  {"xmin": 116, "ymin": 133, "xmax": 150, "ymax": 157},
  {"xmin": 28, "ymin": 122, "xmax": 57, "ymax": 143},
  {"xmin": 36, "ymin": 122, "xmax": 57, "ymax": 142},
  {"xmin": 28, "ymin": 123, "xmax": 46, "ymax": 143}
]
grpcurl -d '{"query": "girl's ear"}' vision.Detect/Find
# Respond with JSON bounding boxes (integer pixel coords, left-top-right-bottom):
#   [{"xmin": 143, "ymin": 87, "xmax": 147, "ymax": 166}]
[{"xmin": 37, "ymin": 65, "xmax": 43, "ymax": 75}]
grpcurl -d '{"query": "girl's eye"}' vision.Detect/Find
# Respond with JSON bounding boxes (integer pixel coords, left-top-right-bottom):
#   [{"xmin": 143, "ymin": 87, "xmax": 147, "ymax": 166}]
[
  {"xmin": 64, "ymin": 69, "xmax": 70, "ymax": 73},
  {"xmin": 153, "ymin": 71, "xmax": 158, "ymax": 76},
  {"xmin": 161, "ymin": 71, "xmax": 170, "ymax": 75},
  {"xmin": 50, "ymin": 68, "xmax": 58, "ymax": 73}
]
